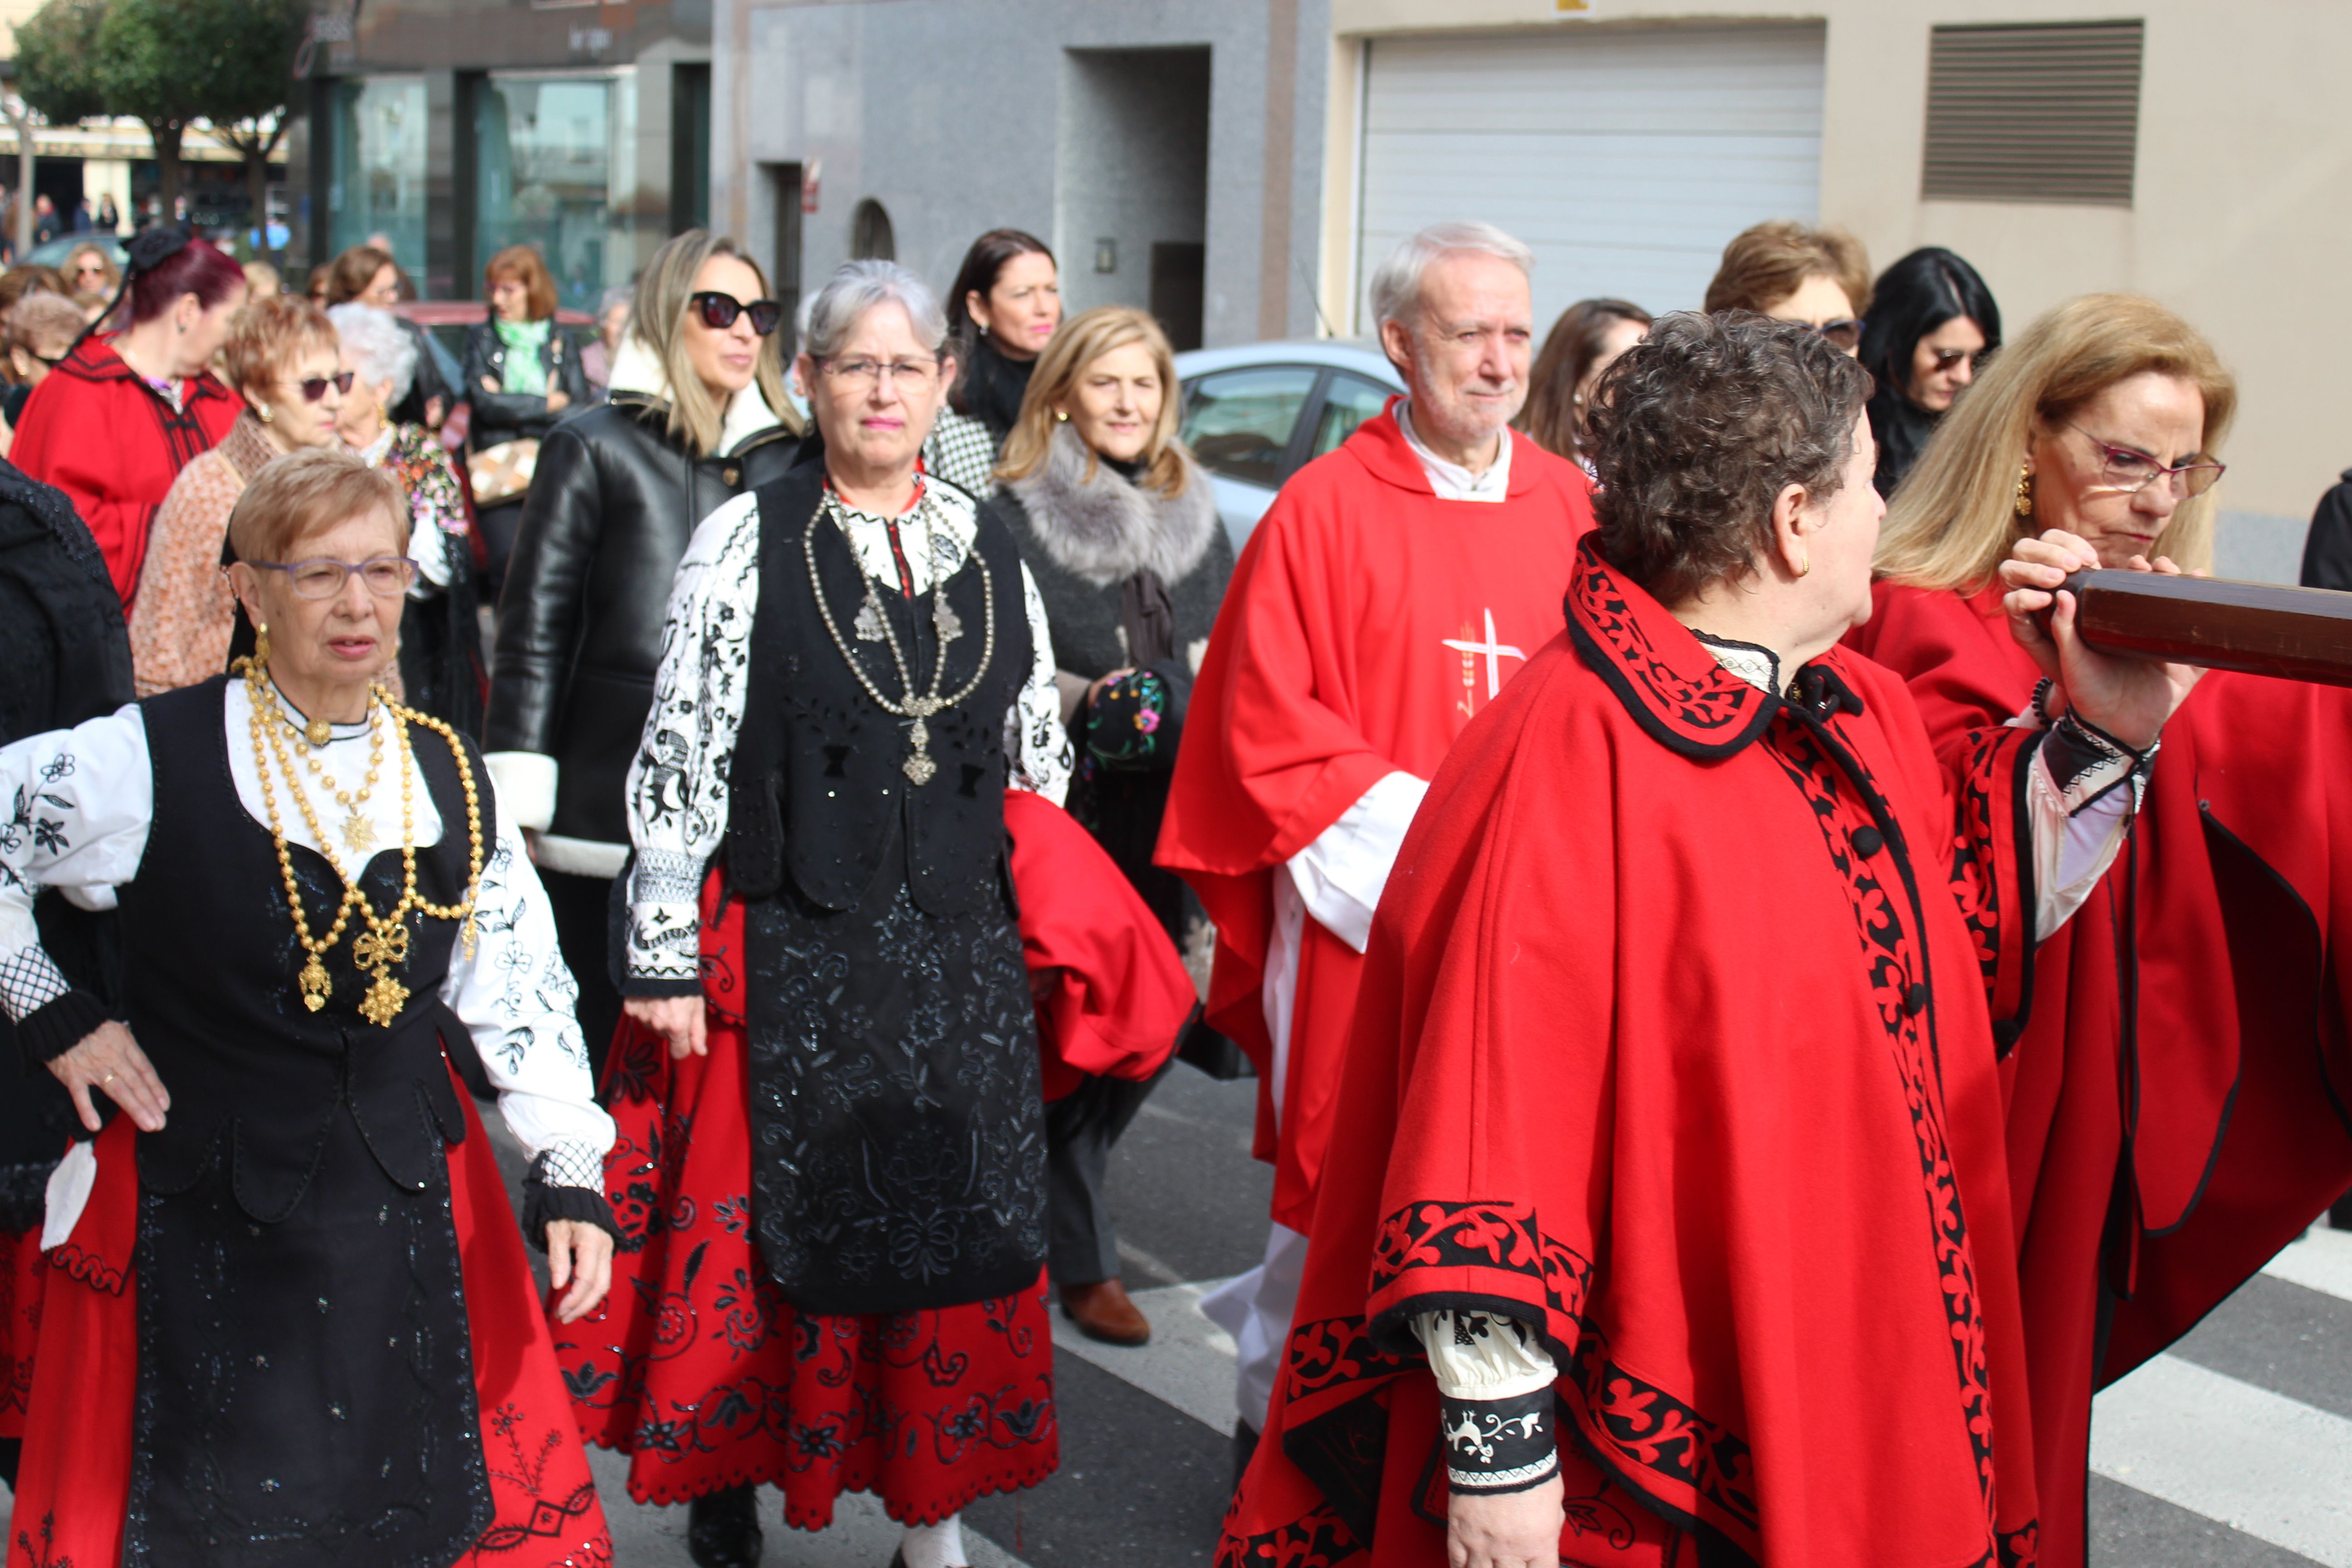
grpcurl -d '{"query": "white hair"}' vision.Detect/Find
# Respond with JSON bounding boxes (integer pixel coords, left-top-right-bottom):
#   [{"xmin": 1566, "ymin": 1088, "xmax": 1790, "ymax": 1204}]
[
  {"xmin": 801, "ymin": 259, "xmax": 950, "ymax": 361},
  {"xmin": 325, "ymin": 302, "xmax": 418, "ymax": 409},
  {"xmin": 1367, "ymin": 222, "xmax": 1535, "ymax": 329}
]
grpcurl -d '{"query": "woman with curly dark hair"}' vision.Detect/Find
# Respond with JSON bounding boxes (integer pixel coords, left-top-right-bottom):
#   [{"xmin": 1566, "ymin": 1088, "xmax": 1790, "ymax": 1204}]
[{"xmin": 1219, "ymin": 310, "xmax": 2203, "ymax": 1568}]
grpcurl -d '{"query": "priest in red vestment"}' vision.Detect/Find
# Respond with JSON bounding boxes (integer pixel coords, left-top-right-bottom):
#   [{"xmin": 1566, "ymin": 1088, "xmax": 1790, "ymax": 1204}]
[
  {"xmin": 1156, "ymin": 222, "xmax": 1596, "ymax": 1443},
  {"xmin": 1219, "ymin": 311, "xmax": 2208, "ymax": 1568},
  {"xmin": 1850, "ymin": 292, "xmax": 2352, "ymax": 1568}
]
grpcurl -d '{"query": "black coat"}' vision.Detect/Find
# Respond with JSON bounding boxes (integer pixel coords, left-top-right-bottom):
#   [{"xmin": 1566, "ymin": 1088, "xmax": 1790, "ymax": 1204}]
[
  {"xmin": 461, "ymin": 318, "xmax": 591, "ymax": 450},
  {"xmin": 2302, "ymin": 468, "xmax": 2352, "ymax": 591},
  {"xmin": 484, "ymin": 393, "xmax": 803, "ymax": 849}
]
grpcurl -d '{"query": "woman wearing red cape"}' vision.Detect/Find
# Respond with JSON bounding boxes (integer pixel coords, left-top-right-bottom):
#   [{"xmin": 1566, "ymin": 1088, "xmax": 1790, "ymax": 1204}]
[{"xmin": 1850, "ymin": 293, "xmax": 2352, "ymax": 1568}]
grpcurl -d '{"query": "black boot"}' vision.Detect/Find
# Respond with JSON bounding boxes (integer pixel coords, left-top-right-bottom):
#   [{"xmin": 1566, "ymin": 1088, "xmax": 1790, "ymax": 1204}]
[{"xmin": 687, "ymin": 1484, "xmax": 763, "ymax": 1568}]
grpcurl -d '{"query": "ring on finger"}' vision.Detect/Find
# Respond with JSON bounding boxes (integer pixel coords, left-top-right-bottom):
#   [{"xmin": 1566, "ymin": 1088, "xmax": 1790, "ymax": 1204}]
[{"xmin": 101, "ymin": 1071, "xmax": 115, "ymax": 1086}]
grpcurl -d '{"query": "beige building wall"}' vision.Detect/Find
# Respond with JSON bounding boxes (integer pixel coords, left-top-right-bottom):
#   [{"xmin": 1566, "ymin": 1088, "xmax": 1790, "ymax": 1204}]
[{"xmin": 1323, "ymin": 0, "xmax": 2346, "ymax": 533}]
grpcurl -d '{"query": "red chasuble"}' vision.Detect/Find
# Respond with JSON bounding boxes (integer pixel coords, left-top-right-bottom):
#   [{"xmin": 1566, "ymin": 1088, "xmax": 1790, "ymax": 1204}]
[
  {"xmin": 1220, "ymin": 544, "xmax": 2041, "ymax": 1568},
  {"xmin": 1156, "ymin": 405, "xmax": 1593, "ymax": 1232},
  {"xmin": 1850, "ymin": 581, "xmax": 2352, "ymax": 1568}
]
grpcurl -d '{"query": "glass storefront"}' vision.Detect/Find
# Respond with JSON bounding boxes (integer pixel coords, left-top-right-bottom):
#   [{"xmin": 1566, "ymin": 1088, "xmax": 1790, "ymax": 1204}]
[
  {"xmin": 327, "ymin": 76, "xmax": 429, "ymax": 279},
  {"xmin": 474, "ymin": 69, "xmax": 639, "ymax": 313}
]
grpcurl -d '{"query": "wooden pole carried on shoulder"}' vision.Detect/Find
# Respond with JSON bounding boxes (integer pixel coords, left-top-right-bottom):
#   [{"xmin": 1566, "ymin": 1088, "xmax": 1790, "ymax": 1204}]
[{"xmin": 2061, "ymin": 570, "xmax": 2352, "ymax": 687}]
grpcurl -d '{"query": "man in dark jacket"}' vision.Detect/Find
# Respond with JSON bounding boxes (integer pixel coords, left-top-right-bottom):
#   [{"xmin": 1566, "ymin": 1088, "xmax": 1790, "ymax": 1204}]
[
  {"xmin": 0, "ymin": 460, "xmax": 132, "ymax": 1488},
  {"xmin": 2300, "ymin": 468, "xmax": 2352, "ymax": 593}
]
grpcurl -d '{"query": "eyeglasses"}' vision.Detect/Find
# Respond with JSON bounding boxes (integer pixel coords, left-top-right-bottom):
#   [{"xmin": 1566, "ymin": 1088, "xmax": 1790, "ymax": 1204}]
[
  {"xmin": 292, "ymin": 371, "xmax": 355, "ymax": 402},
  {"xmin": 818, "ymin": 355, "xmax": 942, "ymax": 392},
  {"xmin": 1806, "ymin": 318, "xmax": 1864, "ymax": 352},
  {"xmin": 689, "ymin": 291, "xmax": 783, "ymax": 336},
  {"xmin": 2064, "ymin": 422, "xmax": 2227, "ymax": 500},
  {"xmin": 245, "ymin": 554, "xmax": 418, "ymax": 598}
]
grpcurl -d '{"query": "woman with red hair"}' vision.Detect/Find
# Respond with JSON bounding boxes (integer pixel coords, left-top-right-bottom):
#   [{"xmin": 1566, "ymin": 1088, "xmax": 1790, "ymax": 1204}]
[{"xmin": 9, "ymin": 227, "xmax": 248, "ymax": 607}]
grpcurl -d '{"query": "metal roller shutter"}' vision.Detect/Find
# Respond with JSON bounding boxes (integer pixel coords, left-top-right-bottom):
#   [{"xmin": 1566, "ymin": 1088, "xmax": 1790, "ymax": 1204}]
[{"xmin": 1354, "ymin": 24, "xmax": 1828, "ymax": 327}]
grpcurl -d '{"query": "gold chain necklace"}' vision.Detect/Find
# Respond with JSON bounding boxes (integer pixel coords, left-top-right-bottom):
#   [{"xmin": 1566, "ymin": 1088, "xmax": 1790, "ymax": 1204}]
[
  {"xmin": 804, "ymin": 490, "xmax": 996, "ymax": 785},
  {"xmin": 239, "ymin": 660, "xmax": 485, "ymax": 1026}
]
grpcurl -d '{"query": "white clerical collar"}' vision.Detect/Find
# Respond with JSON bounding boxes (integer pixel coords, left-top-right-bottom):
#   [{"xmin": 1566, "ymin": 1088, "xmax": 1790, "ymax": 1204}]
[{"xmin": 1395, "ymin": 402, "xmax": 1511, "ymax": 504}]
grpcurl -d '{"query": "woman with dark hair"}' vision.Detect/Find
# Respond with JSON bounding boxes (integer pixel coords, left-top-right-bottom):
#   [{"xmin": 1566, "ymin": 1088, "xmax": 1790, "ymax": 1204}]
[
  {"xmin": 10, "ymin": 227, "xmax": 247, "ymax": 606},
  {"xmin": 462, "ymin": 244, "xmax": 590, "ymax": 589},
  {"xmin": 1858, "ymin": 246, "xmax": 2001, "ymax": 496},
  {"xmin": 922, "ymin": 227, "xmax": 1062, "ymax": 493},
  {"xmin": 1518, "ymin": 297, "xmax": 1651, "ymax": 475},
  {"xmin": 323, "ymin": 242, "xmax": 453, "ymax": 430}
]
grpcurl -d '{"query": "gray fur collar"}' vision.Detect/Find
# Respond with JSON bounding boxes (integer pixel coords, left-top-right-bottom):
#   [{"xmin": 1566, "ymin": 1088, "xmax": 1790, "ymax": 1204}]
[{"xmin": 1009, "ymin": 425, "xmax": 1220, "ymax": 588}]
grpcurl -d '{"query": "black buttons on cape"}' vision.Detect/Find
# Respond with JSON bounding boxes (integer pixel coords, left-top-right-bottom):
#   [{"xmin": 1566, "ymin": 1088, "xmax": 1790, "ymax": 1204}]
[
  {"xmin": 1903, "ymin": 983, "xmax": 1930, "ymax": 1016},
  {"xmin": 1851, "ymin": 826, "xmax": 1885, "ymax": 859}
]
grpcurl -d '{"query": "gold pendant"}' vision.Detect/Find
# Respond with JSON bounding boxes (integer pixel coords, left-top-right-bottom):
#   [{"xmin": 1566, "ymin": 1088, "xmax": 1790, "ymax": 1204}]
[
  {"xmin": 903, "ymin": 716, "xmax": 936, "ymax": 785},
  {"xmin": 340, "ymin": 807, "xmax": 377, "ymax": 854},
  {"xmin": 353, "ymin": 923, "xmax": 410, "ymax": 972},
  {"xmin": 304, "ymin": 718, "xmax": 332, "ymax": 747},
  {"xmin": 358, "ymin": 970, "xmax": 408, "ymax": 1028},
  {"xmin": 299, "ymin": 956, "xmax": 331, "ymax": 1012}
]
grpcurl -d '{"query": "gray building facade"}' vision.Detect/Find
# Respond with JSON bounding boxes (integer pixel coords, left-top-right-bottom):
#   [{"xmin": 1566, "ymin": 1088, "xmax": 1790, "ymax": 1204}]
[{"xmin": 712, "ymin": 0, "xmax": 1331, "ymax": 352}]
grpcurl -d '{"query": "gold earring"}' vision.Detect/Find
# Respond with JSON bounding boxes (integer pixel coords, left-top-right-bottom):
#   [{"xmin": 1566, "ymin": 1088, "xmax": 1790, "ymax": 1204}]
[
  {"xmin": 1796, "ymin": 551, "xmax": 1812, "ymax": 578},
  {"xmin": 2014, "ymin": 461, "xmax": 2034, "ymax": 519},
  {"xmin": 255, "ymin": 620, "xmax": 272, "ymax": 664},
  {"xmin": 255, "ymin": 402, "xmax": 274, "ymax": 425},
  {"xmin": 1054, "ymin": 410, "xmax": 1068, "ymax": 423}
]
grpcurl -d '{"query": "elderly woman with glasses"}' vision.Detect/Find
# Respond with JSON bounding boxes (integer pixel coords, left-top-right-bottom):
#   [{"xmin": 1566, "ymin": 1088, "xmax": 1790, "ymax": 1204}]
[
  {"xmin": 329, "ymin": 300, "xmax": 483, "ymax": 734},
  {"xmin": 128, "ymin": 292, "xmax": 350, "ymax": 696},
  {"xmin": 1854, "ymin": 294, "xmax": 2352, "ymax": 1568},
  {"xmin": 0, "ymin": 444, "xmax": 617, "ymax": 1568},
  {"xmin": 562, "ymin": 259, "xmax": 1070, "ymax": 1568}
]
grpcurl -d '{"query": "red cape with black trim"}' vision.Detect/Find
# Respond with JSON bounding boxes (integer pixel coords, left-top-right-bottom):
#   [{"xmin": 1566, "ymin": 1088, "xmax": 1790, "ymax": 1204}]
[
  {"xmin": 1220, "ymin": 544, "xmax": 2040, "ymax": 1568},
  {"xmin": 1850, "ymin": 580, "xmax": 2352, "ymax": 1568}
]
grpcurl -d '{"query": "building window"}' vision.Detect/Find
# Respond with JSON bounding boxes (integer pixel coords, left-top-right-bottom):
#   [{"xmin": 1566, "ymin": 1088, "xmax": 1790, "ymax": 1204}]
[
  {"xmin": 1921, "ymin": 21, "xmax": 2143, "ymax": 207},
  {"xmin": 328, "ymin": 76, "xmax": 429, "ymax": 274},
  {"xmin": 851, "ymin": 199, "xmax": 895, "ymax": 261},
  {"xmin": 474, "ymin": 69, "xmax": 641, "ymax": 313}
]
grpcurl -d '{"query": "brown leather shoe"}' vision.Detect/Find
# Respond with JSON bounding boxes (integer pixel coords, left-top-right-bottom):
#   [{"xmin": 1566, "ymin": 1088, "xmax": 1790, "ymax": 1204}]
[{"xmin": 1060, "ymin": 1276, "xmax": 1152, "ymax": 1346}]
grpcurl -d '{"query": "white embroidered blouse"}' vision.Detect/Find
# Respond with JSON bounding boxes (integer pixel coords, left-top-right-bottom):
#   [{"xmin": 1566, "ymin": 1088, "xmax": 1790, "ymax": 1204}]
[
  {"xmin": 0, "ymin": 681, "xmax": 616, "ymax": 1191},
  {"xmin": 622, "ymin": 480, "xmax": 1072, "ymax": 986}
]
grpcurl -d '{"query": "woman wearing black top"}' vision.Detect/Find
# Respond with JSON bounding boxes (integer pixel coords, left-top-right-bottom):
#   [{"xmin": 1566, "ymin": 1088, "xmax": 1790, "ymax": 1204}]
[
  {"xmin": 1858, "ymin": 246, "xmax": 2002, "ymax": 496},
  {"xmin": 922, "ymin": 228, "xmax": 1063, "ymax": 494}
]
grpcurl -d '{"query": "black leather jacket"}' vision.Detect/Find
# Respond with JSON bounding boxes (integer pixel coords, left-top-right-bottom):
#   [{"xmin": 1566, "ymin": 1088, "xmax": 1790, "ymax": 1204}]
[
  {"xmin": 484, "ymin": 393, "xmax": 804, "ymax": 849},
  {"xmin": 461, "ymin": 318, "xmax": 592, "ymax": 450}
]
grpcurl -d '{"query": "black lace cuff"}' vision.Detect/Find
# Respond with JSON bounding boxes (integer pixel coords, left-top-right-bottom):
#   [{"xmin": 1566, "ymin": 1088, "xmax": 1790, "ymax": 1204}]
[
  {"xmin": 2043, "ymin": 711, "xmax": 2156, "ymax": 814},
  {"xmin": 18, "ymin": 988, "xmax": 108, "ymax": 1071},
  {"xmin": 521, "ymin": 1156, "xmax": 617, "ymax": 1252},
  {"xmin": 620, "ymin": 973, "xmax": 702, "ymax": 1000},
  {"xmin": 1439, "ymin": 1389, "xmax": 1560, "ymax": 1495}
]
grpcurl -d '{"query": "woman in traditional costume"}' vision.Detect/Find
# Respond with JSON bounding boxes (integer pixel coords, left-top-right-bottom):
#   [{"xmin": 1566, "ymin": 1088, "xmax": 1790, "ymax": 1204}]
[
  {"xmin": 0, "ymin": 445, "xmax": 618, "ymax": 1568},
  {"xmin": 1850, "ymin": 293, "xmax": 2352, "ymax": 1568},
  {"xmin": 1219, "ymin": 311, "xmax": 2202, "ymax": 1568},
  {"xmin": 564, "ymin": 260, "xmax": 1071, "ymax": 1568}
]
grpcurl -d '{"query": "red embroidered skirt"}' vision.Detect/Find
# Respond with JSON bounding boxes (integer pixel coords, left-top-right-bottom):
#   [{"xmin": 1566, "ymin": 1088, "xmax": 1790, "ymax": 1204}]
[
  {"xmin": 4, "ymin": 1083, "xmax": 612, "ymax": 1568},
  {"xmin": 0, "ymin": 1221, "xmax": 41, "ymax": 1442},
  {"xmin": 558, "ymin": 877, "xmax": 1059, "ymax": 1527}
]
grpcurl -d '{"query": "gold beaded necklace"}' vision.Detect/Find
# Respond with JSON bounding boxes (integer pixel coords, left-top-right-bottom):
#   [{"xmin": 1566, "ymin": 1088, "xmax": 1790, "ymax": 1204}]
[{"xmin": 238, "ymin": 658, "xmax": 485, "ymax": 1026}]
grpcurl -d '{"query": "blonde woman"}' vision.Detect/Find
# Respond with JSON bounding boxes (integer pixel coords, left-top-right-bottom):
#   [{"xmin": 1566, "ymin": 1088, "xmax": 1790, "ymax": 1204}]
[
  {"xmin": 484, "ymin": 229, "xmax": 804, "ymax": 1081},
  {"xmin": 994, "ymin": 304, "xmax": 1231, "ymax": 1345},
  {"xmin": 1852, "ymin": 294, "xmax": 2352, "ymax": 1568}
]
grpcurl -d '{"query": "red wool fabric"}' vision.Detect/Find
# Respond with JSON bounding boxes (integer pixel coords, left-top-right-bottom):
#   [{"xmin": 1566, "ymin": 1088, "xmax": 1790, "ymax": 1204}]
[
  {"xmin": 1004, "ymin": 788, "xmax": 1196, "ymax": 1100},
  {"xmin": 1221, "ymin": 546, "xmax": 2041, "ymax": 1568},
  {"xmin": 9, "ymin": 337, "xmax": 240, "ymax": 608},
  {"xmin": 1156, "ymin": 403, "xmax": 1593, "ymax": 1232},
  {"xmin": 0, "ymin": 1224, "xmax": 39, "ymax": 1442},
  {"xmin": 559, "ymin": 872, "xmax": 1058, "ymax": 1523},
  {"xmin": 1851, "ymin": 580, "xmax": 2352, "ymax": 1568},
  {"xmin": 5, "ymin": 1077, "xmax": 613, "ymax": 1568}
]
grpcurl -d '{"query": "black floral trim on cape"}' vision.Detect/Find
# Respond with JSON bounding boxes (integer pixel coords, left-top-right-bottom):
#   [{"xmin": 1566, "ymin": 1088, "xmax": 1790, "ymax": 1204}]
[
  {"xmin": 1563, "ymin": 542, "xmax": 1780, "ymax": 760},
  {"xmin": 1950, "ymin": 724, "xmax": 2042, "ymax": 1058}
]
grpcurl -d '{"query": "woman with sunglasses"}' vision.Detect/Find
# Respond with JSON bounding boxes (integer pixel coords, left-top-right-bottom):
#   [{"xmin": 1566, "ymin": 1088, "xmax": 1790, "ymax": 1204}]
[
  {"xmin": 1859, "ymin": 246, "xmax": 2002, "ymax": 496},
  {"xmin": 128, "ymin": 292, "xmax": 348, "ymax": 696},
  {"xmin": 485, "ymin": 230, "xmax": 803, "ymax": 1083},
  {"xmin": 1703, "ymin": 219, "xmax": 1872, "ymax": 357},
  {"xmin": 1854, "ymin": 293, "xmax": 2352, "ymax": 1568},
  {"xmin": 460, "ymin": 245, "xmax": 589, "ymax": 590},
  {"xmin": 62, "ymin": 239, "xmax": 120, "ymax": 316},
  {"xmin": 0, "ymin": 445, "xmax": 618, "ymax": 1568}
]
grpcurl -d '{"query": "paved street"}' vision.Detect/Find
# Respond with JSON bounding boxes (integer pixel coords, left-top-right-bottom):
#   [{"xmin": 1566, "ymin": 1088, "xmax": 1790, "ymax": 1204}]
[{"xmin": 9, "ymin": 1063, "xmax": 2351, "ymax": 1565}]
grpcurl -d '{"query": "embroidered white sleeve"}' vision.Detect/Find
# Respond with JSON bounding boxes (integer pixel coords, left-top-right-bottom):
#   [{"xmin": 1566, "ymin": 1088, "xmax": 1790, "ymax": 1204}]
[
  {"xmin": 1414, "ymin": 1308, "xmax": 1559, "ymax": 1402},
  {"xmin": 1006, "ymin": 560, "xmax": 1073, "ymax": 807},
  {"xmin": 437, "ymin": 815, "xmax": 615, "ymax": 1183},
  {"xmin": 0, "ymin": 707, "xmax": 154, "ymax": 1022},
  {"xmin": 624, "ymin": 491, "xmax": 764, "ymax": 982},
  {"xmin": 1284, "ymin": 771, "xmax": 1430, "ymax": 954}
]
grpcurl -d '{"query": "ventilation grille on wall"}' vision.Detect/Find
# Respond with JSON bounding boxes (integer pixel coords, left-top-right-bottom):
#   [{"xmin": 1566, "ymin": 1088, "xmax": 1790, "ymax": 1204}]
[{"xmin": 1922, "ymin": 21, "xmax": 2144, "ymax": 206}]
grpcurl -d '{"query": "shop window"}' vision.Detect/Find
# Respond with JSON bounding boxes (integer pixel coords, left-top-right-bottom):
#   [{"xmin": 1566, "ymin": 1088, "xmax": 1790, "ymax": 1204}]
[
  {"xmin": 1922, "ymin": 21, "xmax": 2143, "ymax": 207},
  {"xmin": 328, "ymin": 76, "xmax": 429, "ymax": 275},
  {"xmin": 474, "ymin": 69, "xmax": 642, "ymax": 313}
]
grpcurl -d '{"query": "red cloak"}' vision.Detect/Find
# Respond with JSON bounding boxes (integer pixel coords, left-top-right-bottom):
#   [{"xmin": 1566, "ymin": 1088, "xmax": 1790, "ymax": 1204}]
[
  {"xmin": 1220, "ymin": 544, "xmax": 2040, "ymax": 1568},
  {"xmin": 8, "ymin": 338, "xmax": 240, "ymax": 607},
  {"xmin": 1156, "ymin": 404, "xmax": 1593, "ymax": 1231},
  {"xmin": 1849, "ymin": 581, "xmax": 2352, "ymax": 1568}
]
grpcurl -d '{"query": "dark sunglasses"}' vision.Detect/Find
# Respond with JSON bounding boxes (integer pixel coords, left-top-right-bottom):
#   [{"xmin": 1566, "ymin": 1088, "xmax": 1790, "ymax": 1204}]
[
  {"xmin": 1806, "ymin": 318, "xmax": 1864, "ymax": 352},
  {"xmin": 690, "ymin": 291, "xmax": 783, "ymax": 336},
  {"xmin": 1928, "ymin": 347, "xmax": 1987, "ymax": 373},
  {"xmin": 294, "ymin": 370, "xmax": 355, "ymax": 402}
]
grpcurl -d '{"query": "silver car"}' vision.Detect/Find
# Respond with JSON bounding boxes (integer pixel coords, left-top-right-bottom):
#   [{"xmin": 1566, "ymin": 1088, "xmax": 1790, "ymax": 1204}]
[{"xmin": 1176, "ymin": 338, "xmax": 1406, "ymax": 548}]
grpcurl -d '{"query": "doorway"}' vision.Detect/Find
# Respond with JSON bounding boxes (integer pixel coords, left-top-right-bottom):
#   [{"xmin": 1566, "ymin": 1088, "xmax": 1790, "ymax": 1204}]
[
  {"xmin": 1056, "ymin": 47, "xmax": 1210, "ymax": 343},
  {"xmin": 764, "ymin": 162, "xmax": 804, "ymax": 358}
]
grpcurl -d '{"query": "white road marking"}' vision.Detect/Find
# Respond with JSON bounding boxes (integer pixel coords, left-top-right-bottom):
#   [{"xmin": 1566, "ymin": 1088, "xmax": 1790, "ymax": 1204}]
[
  {"xmin": 2263, "ymin": 1227, "xmax": 2352, "ymax": 1307},
  {"xmin": 2092, "ymin": 1354, "xmax": 2352, "ymax": 1567},
  {"xmin": 1053, "ymin": 1278, "xmax": 1244, "ymax": 1436}
]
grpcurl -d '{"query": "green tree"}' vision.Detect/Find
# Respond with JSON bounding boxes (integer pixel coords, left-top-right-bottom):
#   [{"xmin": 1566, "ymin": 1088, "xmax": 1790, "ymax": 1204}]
[{"xmin": 10, "ymin": 0, "xmax": 109, "ymax": 253}]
